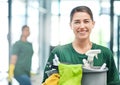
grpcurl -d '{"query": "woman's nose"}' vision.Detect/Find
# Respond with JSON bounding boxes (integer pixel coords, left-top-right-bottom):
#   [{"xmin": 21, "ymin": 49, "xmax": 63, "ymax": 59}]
[{"xmin": 79, "ymin": 22, "xmax": 85, "ymax": 28}]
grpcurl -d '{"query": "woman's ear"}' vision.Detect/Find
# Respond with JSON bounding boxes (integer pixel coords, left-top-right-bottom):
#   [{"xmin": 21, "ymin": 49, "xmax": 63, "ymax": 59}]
[{"xmin": 92, "ymin": 21, "xmax": 95, "ymax": 29}]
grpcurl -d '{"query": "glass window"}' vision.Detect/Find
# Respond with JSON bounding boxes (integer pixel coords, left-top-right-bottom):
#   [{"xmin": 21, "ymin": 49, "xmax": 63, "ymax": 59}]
[
  {"xmin": 0, "ymin": 0, "xmax": 9, "ymax": 72},
  {"xmin": 0, "ymin": 1, "xmax": 9, "ymax": 84},
  {"xmin": 27, "ymin": 0, "xmax": 39, "ymax": 73}
]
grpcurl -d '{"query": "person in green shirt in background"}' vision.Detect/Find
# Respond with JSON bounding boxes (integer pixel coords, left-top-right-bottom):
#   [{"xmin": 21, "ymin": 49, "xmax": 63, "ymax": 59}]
[
  {"xmin": 8, "ymin": 25, "xmax": 34, "ymax": 85},
  {"xmin": 42, "ymin": 6, "xmax": 120, "ymax": 85}
]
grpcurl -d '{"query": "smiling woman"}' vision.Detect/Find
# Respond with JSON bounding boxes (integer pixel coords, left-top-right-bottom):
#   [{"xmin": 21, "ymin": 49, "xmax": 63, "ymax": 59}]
[
  {"xmin": 70, "ymin": 12, "xmax": 95, "ymax": 46},
  {"xmin": 42, "ymin": 6, "xmax": 120, "ymax": 85}
]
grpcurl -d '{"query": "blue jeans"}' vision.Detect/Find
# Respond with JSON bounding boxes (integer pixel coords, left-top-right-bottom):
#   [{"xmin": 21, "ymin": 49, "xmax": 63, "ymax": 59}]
[{"xmin": 14, "ymin": 75, "xmax": 31, "ymax": 85}]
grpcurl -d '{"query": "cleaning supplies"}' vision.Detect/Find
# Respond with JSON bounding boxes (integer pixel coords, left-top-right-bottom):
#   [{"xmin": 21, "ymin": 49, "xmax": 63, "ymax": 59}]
[
  {"xmin": 85, "ymin": 49, "xmax": 101, "ymax": 67},
  {"xmin": 83, "ymin": 59, "xmax": 90, "ymax": 68},
  {"xmin": 45, "ymin": 54, "xmax": 60, "ymax": 77},
  {"xmin": 100, "ymin": 63, "xmax": 106, "ymax": 70},
  {"xmin": 53, "ymin": 54, "xmax": 60, "ymax": 66},
  {"xmin": 58, "ymin": 63, "xmax": 83, "ymax": 85},
  {"xmin": 42, "ymin": 73, "xmax": 60, "ymax": 85}
]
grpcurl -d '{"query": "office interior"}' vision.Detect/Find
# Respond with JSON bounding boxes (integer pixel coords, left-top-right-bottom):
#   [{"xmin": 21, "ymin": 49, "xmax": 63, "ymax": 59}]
[{"xmin": 0, "ymin": 0, "xmax": 120, "ymax": 85}]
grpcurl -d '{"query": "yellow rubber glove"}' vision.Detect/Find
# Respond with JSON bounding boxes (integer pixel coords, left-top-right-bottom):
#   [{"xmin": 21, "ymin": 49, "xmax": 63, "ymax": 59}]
[{"xmin": 8, "ymin": 64, "xmax": 15, "ymax": 82}]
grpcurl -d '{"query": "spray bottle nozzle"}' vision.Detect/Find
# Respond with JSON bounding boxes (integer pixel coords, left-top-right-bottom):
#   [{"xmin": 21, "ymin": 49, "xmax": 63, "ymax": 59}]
[{"xmin": 85, "ymin": 49, "xmax": 101, "ymax": 67}]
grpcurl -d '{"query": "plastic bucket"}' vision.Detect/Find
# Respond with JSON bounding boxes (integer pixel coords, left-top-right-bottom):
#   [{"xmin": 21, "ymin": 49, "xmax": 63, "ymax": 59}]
[{"xmin": 82, "ymin": 67, "xmax": 108, "ymax": 85}]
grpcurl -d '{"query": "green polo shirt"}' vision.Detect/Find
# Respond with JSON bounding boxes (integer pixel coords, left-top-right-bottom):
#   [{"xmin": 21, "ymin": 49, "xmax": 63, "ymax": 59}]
[
  {"xmin": 43, "ymin": 43, "xmax": 120, "ymax": 85},
  {"xmin": 11, "ymin": 40, "xmax": 34, "ymax": 77}
]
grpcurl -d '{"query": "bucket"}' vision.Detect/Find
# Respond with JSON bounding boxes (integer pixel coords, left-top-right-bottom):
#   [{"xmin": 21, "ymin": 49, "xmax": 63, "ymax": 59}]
[{"xmin": 82, "ymin": 66, "xmax": 108, "ymax": 85}]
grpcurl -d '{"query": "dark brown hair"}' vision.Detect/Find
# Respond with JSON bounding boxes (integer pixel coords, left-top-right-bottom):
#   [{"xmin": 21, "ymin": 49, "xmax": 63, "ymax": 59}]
[
  {"xmin": 70, "ymin": 6, "xmax": 94, "ymax": 22},
  {"xmin": 22, "ymin": 25, "xmax": 29, "ymax": 31}
]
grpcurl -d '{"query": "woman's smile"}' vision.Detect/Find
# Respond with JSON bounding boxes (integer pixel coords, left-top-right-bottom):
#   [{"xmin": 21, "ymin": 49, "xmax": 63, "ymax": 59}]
[{"xmin": 78, "ymin": 28, "xmax": 88, "ymax": 36}]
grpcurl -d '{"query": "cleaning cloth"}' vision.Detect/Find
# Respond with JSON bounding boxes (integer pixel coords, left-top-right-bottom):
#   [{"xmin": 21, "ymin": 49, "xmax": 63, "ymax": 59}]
[
  {"xmin": 42, "ymin": 73, "xmax": 60, "ymax": 85},
  {"xmin": 58, "ymin": 63, "xmax": 83, "ymax": 85}
]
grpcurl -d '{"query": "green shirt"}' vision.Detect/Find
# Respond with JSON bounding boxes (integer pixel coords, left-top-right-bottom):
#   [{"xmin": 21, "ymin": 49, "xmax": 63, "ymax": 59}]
[
  {"xmin": 11, "ymin": 40, "xmax": 34, "ymax": 77},
  {"xmin": 43, "ymin": 43, "xmax": 120, "ymax": 85}
]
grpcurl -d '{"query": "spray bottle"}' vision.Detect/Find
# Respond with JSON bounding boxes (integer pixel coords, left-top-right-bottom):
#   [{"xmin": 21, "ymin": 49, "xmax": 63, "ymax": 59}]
[{"xmin": 85, "ymin": 49, "xmax": 101, "ymax": 68}]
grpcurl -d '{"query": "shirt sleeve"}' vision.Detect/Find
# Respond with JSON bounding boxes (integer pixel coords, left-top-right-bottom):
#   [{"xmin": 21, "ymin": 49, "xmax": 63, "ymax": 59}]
[
  {"xmin": 107, "ymin": 50, "xmax": 120, "ymax": 85},
  {"xmin": 11, "ymin": 42, "xmax": 20, "ymax": 55}
]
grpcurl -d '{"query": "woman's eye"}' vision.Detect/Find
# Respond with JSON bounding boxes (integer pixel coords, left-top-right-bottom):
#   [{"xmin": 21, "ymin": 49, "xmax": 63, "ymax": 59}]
[
  {"xmin": 74, "ymin": 22, "xmax": 80, "ymax": 24},
  {"xmin": 84, "ymin": 21, "xmax": 89, "ymax": 23},
  {"xmin": 84, "ymin": 20, "xmax": 91, "ymax": 24}
]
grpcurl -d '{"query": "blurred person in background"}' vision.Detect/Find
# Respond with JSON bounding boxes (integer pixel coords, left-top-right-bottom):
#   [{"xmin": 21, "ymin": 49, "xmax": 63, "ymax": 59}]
[{"xmin": 8, "ymin": 25, "xmax": 34, "ymax": 85}]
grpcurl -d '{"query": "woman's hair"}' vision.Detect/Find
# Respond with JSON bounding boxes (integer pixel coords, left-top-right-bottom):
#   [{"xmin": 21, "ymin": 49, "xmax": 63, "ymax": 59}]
[
  {"xmin": 70, "ymin": 6, "xmax": 94, "ymax": 22},
  {"xmin": 21, "ymin": 25, "xmax": 29, "ymax": 31}
]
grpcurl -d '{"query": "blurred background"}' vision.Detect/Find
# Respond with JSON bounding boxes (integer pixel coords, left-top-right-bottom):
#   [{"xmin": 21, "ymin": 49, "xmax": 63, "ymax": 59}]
[{"xmin": 0, "ymin": 0, "xmax": 120, "ymax": 85}]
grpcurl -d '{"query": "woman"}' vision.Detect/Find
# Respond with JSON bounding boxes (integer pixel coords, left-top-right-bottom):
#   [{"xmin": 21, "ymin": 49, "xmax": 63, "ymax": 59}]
[
  {"xmin": 8, "ymin": 25, "xmax": 34, "ymax": 85},
  {"xmin": 42, "ymin": 6, "xmax": 120, "ymax": 85}
]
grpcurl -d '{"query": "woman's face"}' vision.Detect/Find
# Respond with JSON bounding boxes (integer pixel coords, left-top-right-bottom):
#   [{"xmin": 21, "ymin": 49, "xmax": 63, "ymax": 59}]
[
  {"xmin": 70, "ymin": 12, "xmax": 95, "ymax": 40},
  {"xmin": 22, "ymin": 27, "xmax": 30, "ymax": 37}
]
